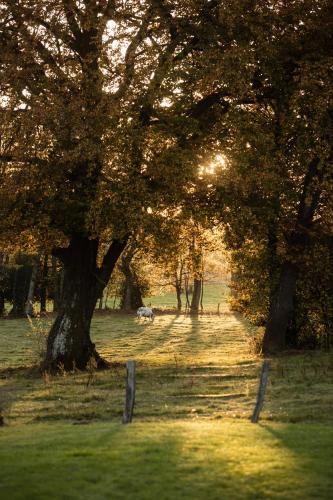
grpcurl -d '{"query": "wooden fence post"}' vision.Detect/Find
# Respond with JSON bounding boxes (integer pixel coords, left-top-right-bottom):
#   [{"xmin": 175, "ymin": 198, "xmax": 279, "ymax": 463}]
[
  {"xmin": 122, "ymin": 360, "xmax": 136, "ymax": 424},
  {"xmin": 251, "ymin": 360, "xmax": 269, "ymax": 423}
]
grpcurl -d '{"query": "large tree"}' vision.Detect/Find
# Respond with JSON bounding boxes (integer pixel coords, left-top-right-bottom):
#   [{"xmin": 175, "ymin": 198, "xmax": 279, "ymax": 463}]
[
  {"xmin": 212, "ymin": 0, "xmax": 333, "ymax": 352},
  {"xmin": 0, "ymin": 0, "xmax": 228, "ymax": 369}
]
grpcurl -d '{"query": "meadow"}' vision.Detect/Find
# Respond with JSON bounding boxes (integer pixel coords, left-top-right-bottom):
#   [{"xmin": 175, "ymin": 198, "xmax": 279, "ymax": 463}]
[{"xmin": 0, "ymin": 285, "xmax": 333, "ymax": 499}]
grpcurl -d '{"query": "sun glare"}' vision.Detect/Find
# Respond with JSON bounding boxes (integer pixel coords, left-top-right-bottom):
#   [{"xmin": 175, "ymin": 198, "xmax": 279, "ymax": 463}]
[{"xmin": 199, "ymin": 154, "xmax": 227, "ymax": 178}]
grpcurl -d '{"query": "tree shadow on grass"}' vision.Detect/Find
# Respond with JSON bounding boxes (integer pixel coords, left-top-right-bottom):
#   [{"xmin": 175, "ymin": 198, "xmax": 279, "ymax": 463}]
[
  {"xmin": 2, "ymin": 422, "xmax": 330, "ymax": 499},
  {"xmin": 0, "ymin": 367, "xmax": 40, "ymax": 425},
  {"xmin": 0, "ymin": 423, "xmax": 260, "ymax": 499},
  {"xmin": 258, "ymin": 422, "xmax": 333, "ymax": 498},
  {"xmin": 93, "ymin": 313, "xmax": 186, "ymax": 361}
]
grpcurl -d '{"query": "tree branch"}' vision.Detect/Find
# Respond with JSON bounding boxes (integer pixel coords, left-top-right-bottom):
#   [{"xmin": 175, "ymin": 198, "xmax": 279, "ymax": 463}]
[
  {"xmin": 96, "ymin": 238, "xmax": 129, "ymax": 292},
  {"xmin": 110, "ymin": 7, "xmax": 153, "ymax": 103},
  {"xmin": 103, "ymin": 0, "xmax": 116, "ymax": 21},
  {"xmin": 62, "ymin": 0, "xmax": 82, "ymax": 40},
  {"xmin": 188, "ymin": 91, "xmax": 230, "ymax": 120},
  {"xmin": 152, "ymin": 0, "xmax": 178, "ymax": 40},
  {"xmin": 7, "ymin": 4, "xmax": 71, "ymax": 84},
  {"xmin": 51, "ymin": 246, "xmax": 70, "ymax": 264},
  {"xmin": 31, "ymin": 16, "xmax": 76, "ymax": 53},
  {"xmin": 6, "ymin": 2, "xmax": 77, "ymax": 53},
  {"xmin": 0, "ymin": 154, "xmax": 49, "ymax": 166},
  {"xmin": 297, "ymin": 157, "xmax": 324, "ymax": 227}
]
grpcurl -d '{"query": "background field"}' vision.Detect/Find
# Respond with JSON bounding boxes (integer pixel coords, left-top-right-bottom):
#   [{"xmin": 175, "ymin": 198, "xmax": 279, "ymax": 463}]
[{"xmin": 1, "ymin": 283, "xmax": 333, "ymax": 499}]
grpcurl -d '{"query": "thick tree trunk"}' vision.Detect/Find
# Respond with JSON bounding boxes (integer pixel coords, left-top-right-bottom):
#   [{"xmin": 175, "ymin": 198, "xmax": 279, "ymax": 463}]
[
  {"xmin": 44, "ymin": 237, "xmax": 126, "ymax": 371},
  {"xmin": 54, "ymin": 268, "xmax": 64, "ymax": 313},
  {"xmin": 263, "ymin": 261, "xmax": 297, "ymax": 353},
  {"xmin": 263, "ymin": 157, "xmax": 324, "ymax": 354},
  {"xmin": 190, "ymin": 278, "xmax": 202, "ymax": 314},
  {"xmin": 50, "ymin": 256, "xmax": 64, "ymax": 313}
]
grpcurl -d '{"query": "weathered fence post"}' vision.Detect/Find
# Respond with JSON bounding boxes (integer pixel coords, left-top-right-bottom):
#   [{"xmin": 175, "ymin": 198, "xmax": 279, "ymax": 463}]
[
  {"xmin": 251, "ymin": 360, "xmax": 269, "ymax": 423},
  {"xmin": 122, "ymin": 360, "xmax": 136, "ymax": 424}
]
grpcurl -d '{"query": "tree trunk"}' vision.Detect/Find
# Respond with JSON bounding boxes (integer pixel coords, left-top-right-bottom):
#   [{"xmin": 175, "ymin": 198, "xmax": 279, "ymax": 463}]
[
  {"xmin": 263, "ymin": 156, "xmax": 324, "ymax": 353},
  {"xmin": 184, "ymin": 273, "xmax": 190, "ymax": 312},
  {"xmin": 174, "ymin": 261, "xmax": 184, "ymax": 312},
  {"xmin": 44, "ymin": 236, "xmax": 126, "ymax": 371},
  {"xmin": 230, "ymin": 270, "xmax": 239, "ymax": 298},
  {"xmin": 190, "ymin": 278, "xmax": 202, "ymax": 314},
  {"xmin": 0, "ymin": 252, "xmax": 5, "ymax": 316},
  {"xmin": 98, "ymin": 292, "xmax": 103, "ymax": 310},
  {"xmin": 25, "ymin": 256, "xmax": 40, "ymax": 316},
  {"xmin": 263, "ymin": 261, "xmax": 297, "ymax": 352},
  {"xmin": 119, "ymin": 250, "xmax": 144, "ymax": 312},
  {"xmin": 9, "ymin": 264, "xmax": 31, "ymax": 318},
  {"xmin": 40, "ymin": 255, "xmax": 49, "ymax": 313},
  {"xmin": 175, "ymin": 280, "xmax": 182, "ymax": 311},
  {"xmin": 55, "ymin": 268, "xmax": 64, "ymax": 313},
  {"xmin": 0, "ymin": 292, "xmax": 4, "ymax": 317},
  {"xmin": 51, "ymin": 256, "xmax": 63, "ymax": 313},
  {"xmin": 122, "ymin": 278, "xmax": 133, "ymax": 312}
]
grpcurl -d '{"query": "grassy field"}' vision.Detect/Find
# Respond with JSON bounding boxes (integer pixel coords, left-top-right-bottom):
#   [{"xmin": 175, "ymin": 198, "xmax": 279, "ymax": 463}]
[
  {"xmin": 1, "ymin": 421, "xmax": 332, "ymax": 500},
  {"xmin": 146, "ymin": 282, "xmax": 230, "ymax": 311},
  {"xmin": 1, "ymin": 284, "xmax": 333, "ymax": 499},
  {"xmin": 1, "ymin": 283, "xmax": 230, "ymax": 316}
]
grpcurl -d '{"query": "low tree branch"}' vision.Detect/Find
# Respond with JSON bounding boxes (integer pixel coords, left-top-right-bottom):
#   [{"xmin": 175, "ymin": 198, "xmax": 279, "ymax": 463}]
[{"xmin": 96, "ymin": 238, "xmax": 129, "ymax": 294}]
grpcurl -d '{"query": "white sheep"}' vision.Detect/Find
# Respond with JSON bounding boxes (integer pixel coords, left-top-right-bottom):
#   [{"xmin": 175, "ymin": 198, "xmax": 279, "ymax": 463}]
[{"xmin": 137, "ymin": 306, "xmax": 155, "ymax": 321}]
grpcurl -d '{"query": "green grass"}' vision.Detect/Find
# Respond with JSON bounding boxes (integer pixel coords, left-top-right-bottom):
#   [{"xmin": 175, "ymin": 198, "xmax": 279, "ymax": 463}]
[
  {"xmin": 0, "ymin": 313, "xmax": 260, "ymax": 424},
  {"xmin": 1, "ymin": 285, "xmax": 333, "ymax": 498},
  {"xmin": 104, "ymin": 283, "xmax": 230, "ymax": 311},
  {"xmin": 146, "ymin": 283, "xmax": 230, "ymax": 312},
  {"xmin": 1, "ymin": 421, "xmax": 333, "ymax": 499},
  {"xmin": 1, "ymin": 311, "xmax": 332, "ymax": 425}
]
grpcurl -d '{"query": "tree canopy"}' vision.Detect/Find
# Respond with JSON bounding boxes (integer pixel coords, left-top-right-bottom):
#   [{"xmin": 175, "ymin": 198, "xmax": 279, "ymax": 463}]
[
  {"xmin": 0, "ymin": 0, "xmax": 229, "ymax": 369},
  {"xmin": 1, "ymin": 0, "xmax": 332, "ymax": 367}
]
